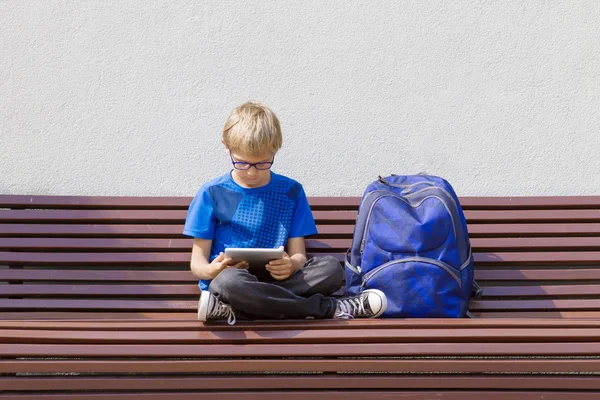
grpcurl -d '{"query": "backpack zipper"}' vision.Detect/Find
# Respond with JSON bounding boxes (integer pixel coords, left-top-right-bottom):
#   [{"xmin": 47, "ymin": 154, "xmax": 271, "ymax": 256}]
[
  {"xmin": 359, "ymin": 257, "xmax": 462, "ymax": 291},
  {"xmin": 356, "ymin": 181, "xmax": 445, "ymax": 251},
  {"xmin": 386, "ymin": 180, "xmax": 436, "ymax": 194},
  {"xmin": 359, "ymin": 189, "xmax": 458, "ymax": 254}
]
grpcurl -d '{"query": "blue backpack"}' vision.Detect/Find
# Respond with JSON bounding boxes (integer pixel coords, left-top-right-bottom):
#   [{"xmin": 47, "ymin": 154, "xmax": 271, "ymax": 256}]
[{"xmin": 345, "ymin": 174, "xmax": 481, "ymax": 318}]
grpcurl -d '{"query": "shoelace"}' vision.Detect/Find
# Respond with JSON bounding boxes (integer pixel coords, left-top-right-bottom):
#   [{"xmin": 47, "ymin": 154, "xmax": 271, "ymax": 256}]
[
  {"xmin": 337, "ymin": 294, "xmax": 368, "ymax": 318},
  {"xmin": 212, "ymin": 301, "xmax": 236, "ymax": 325}
]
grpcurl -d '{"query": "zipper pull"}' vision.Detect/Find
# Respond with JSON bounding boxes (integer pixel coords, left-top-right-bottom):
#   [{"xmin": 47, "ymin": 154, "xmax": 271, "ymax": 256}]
[{"xmin": 360, "ymin": 239, "xmax": 365, "ymax": 253}]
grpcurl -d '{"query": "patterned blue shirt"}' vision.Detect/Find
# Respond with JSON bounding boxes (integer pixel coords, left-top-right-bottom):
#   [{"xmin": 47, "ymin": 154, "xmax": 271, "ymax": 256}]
[{"xmin": 183, "ymin": 171, "xmax": 318, "ymax": 290}]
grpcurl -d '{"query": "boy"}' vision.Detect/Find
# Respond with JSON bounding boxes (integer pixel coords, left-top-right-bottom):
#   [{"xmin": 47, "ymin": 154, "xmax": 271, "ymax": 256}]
[{"xmin": 183, "ymin": 102, "xmax": 387, "ymax": 324}]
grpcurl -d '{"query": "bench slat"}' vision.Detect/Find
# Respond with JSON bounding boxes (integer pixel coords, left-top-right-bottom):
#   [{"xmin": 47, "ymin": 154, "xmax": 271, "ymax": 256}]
[
  {"xmin": 1, "ymin": 310, "xmax": 599, "ymax": 320},
  {"xmin": 5, "ymin": 327, "xmax": 600, "ymax": 344},
  {"xmin": 4, "ymin": 250, "xmax": 600, "ymax": 265},
  {"xmin": 0, "ymin": 269, "xmax": 194, "ymax": 281},
  {"xmin": 3, "ymin": 194, "xmax": 600, "ymax": 209},
  {"xmin": 3, "ymin": 209, "xmax": 600, "ymax": 224},
  {"xmin": 7, "ymin": 318, "xmax": 600, "ymax": 330},
  {"xmin": 5, "ymin": 268, "xmax": 600, "ymax": 283},
  {"xmin": 0, "ymin": 312, "xmax": 194, "ymax": 320},
  {"xmin": 0, "ymin": 195, "xmax": 191, "ymax": 209},
  {"xmin": 0, "ymin": 391, "xmax": 597, "ymax": 400},
  {"xmin": 4, "ymin": 283, "xmax": 599, "ymax": 298},
  {"xmin": 2, "ymin": 359, "xmax": 600, "ymax": 374},
  {"xmin": 0, "ymin": 224, "xmax": 186, "ymax": 238},
  {"xmin": 3, "ymin": 237, "xmax": 600, "ymax": 252},
  {"xmin": 2, "ymin": 341, "xmax": 600, "ymax": 357},
  {"xmin": 476, "ymin": 268, "xmax": 600, "ymax": 281},
  {"xmin": 4, "ymin": 298, "xmax": 600, "ymax": 312},
  {"xmin": 0, "ymin": 284, "xmax": 198, "ymax": 297},
  {"xmin": 4, "ymin": 223, "xmax": 600, "ymax": 238},
  {"xmin": 3, "ymin": 376, "xmax": 600, "ymax": 392}
]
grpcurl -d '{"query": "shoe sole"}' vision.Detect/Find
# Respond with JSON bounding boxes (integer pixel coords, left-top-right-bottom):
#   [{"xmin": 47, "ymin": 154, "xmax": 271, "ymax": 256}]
[
  {"xmin": 197, "ymin": 291, "xmax": 210, "ymax": 322},
  {"xmin": 363, "ymin": 289, "xmax": 387, "ymax": 318}
]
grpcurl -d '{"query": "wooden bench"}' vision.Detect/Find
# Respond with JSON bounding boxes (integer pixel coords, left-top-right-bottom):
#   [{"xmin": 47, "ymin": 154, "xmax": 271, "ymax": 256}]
[{"xmin": 2, "ymin": 194, "xmax": 600, "ymax": 399}]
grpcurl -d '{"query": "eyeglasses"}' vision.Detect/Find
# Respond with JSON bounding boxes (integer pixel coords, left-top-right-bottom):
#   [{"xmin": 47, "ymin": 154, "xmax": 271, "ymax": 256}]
[{"xmin": 229, "ymin": 154, "xmax": 274, "ymax": 170}]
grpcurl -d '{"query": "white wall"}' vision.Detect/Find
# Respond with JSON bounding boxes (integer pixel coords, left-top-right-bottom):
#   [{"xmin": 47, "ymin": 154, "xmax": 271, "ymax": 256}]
[{"xmin": 2, "ymin": 1, "xmax": 599, "ymax": 197}]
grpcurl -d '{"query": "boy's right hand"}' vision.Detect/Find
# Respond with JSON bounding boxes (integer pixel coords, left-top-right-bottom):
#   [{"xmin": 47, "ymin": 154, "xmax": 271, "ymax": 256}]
[{"xmin": 210, "ymin": 252, "xmax": 249, "ymax": 276}]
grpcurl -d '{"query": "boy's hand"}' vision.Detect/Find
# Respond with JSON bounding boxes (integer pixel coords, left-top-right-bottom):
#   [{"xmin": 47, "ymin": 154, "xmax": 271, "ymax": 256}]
[
  {"xmin": 210, "ymin": 252, "xmax": 248, "ymax": 276},
  {"xmin": 266, "ymin": 252, "xmax": 297, "ymax": 281}
]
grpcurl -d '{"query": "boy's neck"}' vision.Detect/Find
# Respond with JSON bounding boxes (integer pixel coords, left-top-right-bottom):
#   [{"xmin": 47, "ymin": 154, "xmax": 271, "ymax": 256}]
[{"xmin": 230, "ymin": 170, "xmax": 273, "ymax": 189}]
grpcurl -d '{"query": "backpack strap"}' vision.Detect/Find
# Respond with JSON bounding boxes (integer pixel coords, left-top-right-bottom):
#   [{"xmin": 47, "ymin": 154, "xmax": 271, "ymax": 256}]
[
  {"xmin": 466, "ymin": 281, "xmax": 484, "ymax": 318},
  {"xmin": 472, "ymin": 280, "xmax": 484, "ymax": 300},
  {"xmin": 344, "ymin": 249, "xmax": 362, "ymax": 275}
]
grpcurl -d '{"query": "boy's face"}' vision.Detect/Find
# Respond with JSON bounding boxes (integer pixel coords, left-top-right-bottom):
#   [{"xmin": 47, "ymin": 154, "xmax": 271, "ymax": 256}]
[{"xmin": 228, "ymin": 149, "xmax": 274, "ymax": 189}]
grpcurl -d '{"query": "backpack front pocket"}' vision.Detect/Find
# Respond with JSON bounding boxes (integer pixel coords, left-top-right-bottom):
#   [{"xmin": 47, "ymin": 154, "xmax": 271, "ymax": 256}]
[{"xmin": 360, "ymin": 258, "xmax": 462, "ymax": 318}]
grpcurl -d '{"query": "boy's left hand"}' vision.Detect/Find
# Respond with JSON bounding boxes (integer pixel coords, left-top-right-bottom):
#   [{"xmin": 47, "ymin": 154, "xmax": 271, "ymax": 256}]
[{"xmin": 266, "ymin": 252, "xmax": 297, "ymax": 281}]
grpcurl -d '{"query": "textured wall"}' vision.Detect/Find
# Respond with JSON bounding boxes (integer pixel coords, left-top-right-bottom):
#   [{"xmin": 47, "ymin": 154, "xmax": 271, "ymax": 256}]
[{"xmin": 2, "ymin": 1, "xmax": 599, "ymax": 197}]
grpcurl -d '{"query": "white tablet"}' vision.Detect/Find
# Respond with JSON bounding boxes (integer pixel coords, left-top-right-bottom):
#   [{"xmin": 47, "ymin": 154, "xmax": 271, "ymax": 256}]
[{"xmin": 224, "ymin": 246, "xmax": 285, "ymax": 266}]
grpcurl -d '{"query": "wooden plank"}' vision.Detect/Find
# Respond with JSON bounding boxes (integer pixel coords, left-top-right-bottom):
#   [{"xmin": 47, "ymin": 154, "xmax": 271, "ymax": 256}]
[
  {"xmin": 2, "ymin": 359, "xmax": 600, "ymax": 374},
  {"xmin": 0, "ymin": 251, "xmax": 191, "ymax": 265},
  {"xmin": 0, "ymin": 390, "xmax": 598, "ymax": 400},
  {"xmin": 0, "ymin": 223, "xmax": 349, "ymax": 238},
  {"xmin": 309, "ymin": 196, "xmax": 600, "ymax": 210},
  {"xmin": 5, "ymin": 268, "xmax": 600, "ymax": 283},
  {"xmin": 3, "ymin": 341, "xmax": 600, "ymax": 357},
  {"xmin": 3, "ymin": 375, "xmax": 600, "ymax": 392},
  {"xmin": 1, "ymin": 310, "xmax": 598, "ymax": 320},
  {"xmin": 1, "ymin": 391, "xmax": 599, "ymax": 400},
  {"xmin": 471, "ymin": 237, "xmax": 600, "ymax": 251},
  {"xmin": 0, "ymin": 238, "xmax": 193, "ymax": 250},
  {"xmin": 4, "ymin": 223, "xmax": 600, "ymax": 239},
  {"xmin": 5, "ymin": 327, "xmax": 600, "ymax": 344},
  {"xmin": 4, "ymin": 283, "xmax": 600, "ymax": 299},
  {"xmin": 0, "ymin": 269, "xmax": 195, "ymax": 282},
  {"xmin": 4, "ymin": 237, "xmax": 600, "ymax": 252},
  {"xmin": 0, "ymin": 284, "xmax": 199, "ymax": 297},
  {"xmin": 482, "ymin": 285, "xmax": 600, "ymax": 298},
  {"xmin": 473, "ymin": 251, "xmax": 600, "ymax": 265},
  {"xmin": 468, "ymin": 223, "xmax": 600, "ymax": 237},
  {"xmin": 0, "ymin": 299, "xmax": 196, "ymax": 311},
  {"xmin": 0, "ymin": 312, "xmax": 194, "ymax": 320},
  {"xmin": 474, "ymin": 311, "xmax": 600, "ymax": 318},
  {"xmin": 4, "ymin": 250, "xmax": 600, "ymax": 265},
  {"xmin": 5, "ymin": 297, "xmax": 600, "ymax": 312},
  {"xmin": 466, "ymin": 210, "xmax": 600, "ymax": 223},
  {"xmin": 0, "ymin": 195, "xmax": 191, "ymax": 209},
  {"xmin": 1, "ymin": 194, "xmax": 596, "ymax": 209},
  {"xmin": 1, "ymin": 310, "xmax": 599, "ymax": 320},
  {"xmin": 8, "ymin": 318, "xmax": 600, "ymax": 330},
  {"xmin": 470, "ymin": 299, "xmax": 600, "ymax": 311},
  {"xmin": 0, "ymin": 224, "xmax": 186, "ymax": 238},
  {"xmin": 3, "ymin": 209, "xmax": 600, "ymax": 224},
  {"xmin": 0, "ymin": 210, "xmax": 186, "ymax": 223},
  {"xmin": 0, "ymin": 237, "xmax": 347, "ymax": 251},
  {"xmin": 475, "ymin": 269, "xmax": 600, "ymax": 281}
]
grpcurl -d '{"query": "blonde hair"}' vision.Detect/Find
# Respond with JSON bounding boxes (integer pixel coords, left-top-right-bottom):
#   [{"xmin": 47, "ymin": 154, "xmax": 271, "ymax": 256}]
[{"xmin": 222, "ymin": 102, "xmax": 282, "ymax": 156}]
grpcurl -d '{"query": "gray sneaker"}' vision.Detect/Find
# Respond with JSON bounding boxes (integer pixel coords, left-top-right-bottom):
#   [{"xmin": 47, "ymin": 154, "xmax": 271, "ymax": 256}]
[
  {"xmin": 334, "ymin": 289, "xmax": 387, "ymax": 319},
  {"xmin": 198, "ymin": 291, "xmax": 236, "ymax": 325}
]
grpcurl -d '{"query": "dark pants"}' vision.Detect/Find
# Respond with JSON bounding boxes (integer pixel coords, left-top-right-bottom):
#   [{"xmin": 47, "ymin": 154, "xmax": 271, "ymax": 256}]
[{"xmin": 208, "ymin": 256, "xmax": 343, "ymax": 320}]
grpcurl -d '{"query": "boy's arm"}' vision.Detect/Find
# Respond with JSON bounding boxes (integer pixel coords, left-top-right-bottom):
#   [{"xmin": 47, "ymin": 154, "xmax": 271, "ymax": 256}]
[
  {"xmin": 266, "ymin": 237, "xmax": 307, "ymax": 280},
  {"xmin": 286, "ymin": 236, "xmax": 308, "ymax": 270},
  {"xmin": 190, "ymin": 238, "xmax": 247, "ymax": 280}
]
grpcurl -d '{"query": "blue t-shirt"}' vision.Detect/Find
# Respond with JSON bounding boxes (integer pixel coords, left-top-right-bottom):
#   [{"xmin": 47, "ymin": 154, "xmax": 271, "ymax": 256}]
[{"xmin": 183, "ymin": 171, "xmax": 318, "ymax": 290}]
